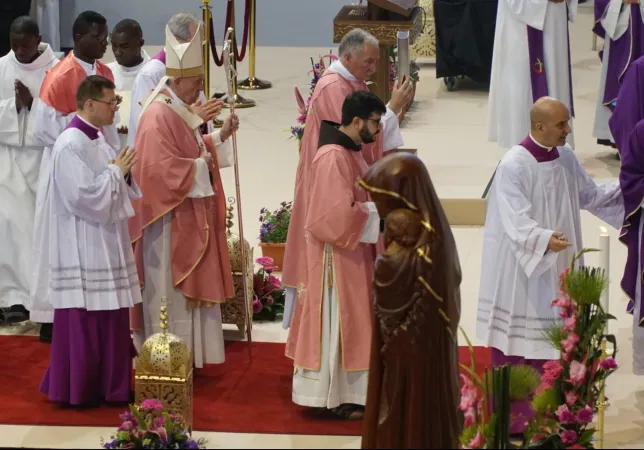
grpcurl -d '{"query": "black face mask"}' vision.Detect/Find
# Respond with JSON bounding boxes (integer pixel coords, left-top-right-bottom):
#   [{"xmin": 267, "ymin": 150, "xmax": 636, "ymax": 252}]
[{"xmin": 359, "ymin": 122, "xmax": 377, "ymax": 144}]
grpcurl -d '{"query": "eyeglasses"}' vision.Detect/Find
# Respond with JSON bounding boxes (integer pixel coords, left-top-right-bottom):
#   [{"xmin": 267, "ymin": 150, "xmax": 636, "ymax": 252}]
[
  {"xmin": 364, "ymin": 117, "xmax": 382, "ymax": 126},
  {"xmin": 93, "ymin": 97, "xmax": 121, "ymax": 109}
]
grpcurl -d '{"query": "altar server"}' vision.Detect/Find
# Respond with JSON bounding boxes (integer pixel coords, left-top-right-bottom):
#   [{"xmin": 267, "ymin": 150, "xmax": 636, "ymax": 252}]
[
  {"xmin": 477, "ymin": 97, "xmax": 623, "ymax": 434},
  {"xmin": 29, "ymin": 10, "xmax": 117, "ymax": 343},
  {"xmin": 593, "ymin": 0, "xmax": 644, "ymax": 149},
  {"xmin": 488, "ymin": 0, "xmax": 577, "ymax": 149},
  {"xmin": 286, "ymin": 91, "xmax": 384, "ymax": 420},
  {"xmin": 106, "ymin": 19, "xmax": 150, "ymax": 147},
  {"xmin": 128, "ymin": 13, "xmax": 229, "ymax": 147},
  {"xmin": 128, "ymin": 22, "xmax": 239, "ymax": 367},
  {"xmin": 0, "ymin": 17, "xmax": 58, "ymax": 323},
  {"xmin": 281, "ymin": 28, "xmax": 411, "ymax": 329},
  {"xmin": 39, "ymin": 75, "xmax": 141, "ymax": 405}
]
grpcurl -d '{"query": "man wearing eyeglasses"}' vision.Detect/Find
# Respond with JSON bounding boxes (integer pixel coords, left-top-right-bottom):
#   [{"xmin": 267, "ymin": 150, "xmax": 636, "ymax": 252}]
[{"xmin": 28, "ymin": 11, "xmax": 118, "ymax": 344}]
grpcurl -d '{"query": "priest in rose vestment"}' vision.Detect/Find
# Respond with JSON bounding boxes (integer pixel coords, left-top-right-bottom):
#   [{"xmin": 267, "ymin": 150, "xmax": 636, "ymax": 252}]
[
  {"xmin": 285, "ymin": 91, "xmax": 385, "ymax": 420},
  {"xmin": 609, "ymin": 55, "xmax": 644, "ymax": 154},
  {"xmin": 477, "ymin": 98, "xmax": 623, "ymax": 434},
  {"xmin": 488, "ymin": 0, "xmax": 577, "ymax": 149},
  {"xmin": 616, "ymin": 117, "xmax": 644, "ymax": 375},
  {"xmin": 0, "ymin": 17, "xmax": 58, "ymax": 324},
  {"xmin": 128, "ymin": 13, "xmax": 225, "ymax": 147},
  {"xmin": 593, "ymin": 0, "xmax": 644, "ymax": 149},
  {"xmin": 29, "ymin": 10, "xmax": 117, "ymax": 343},
  {"xmin": 106, "ymin": 19, "xmax": 150, "ymax": 148},
  {"xmin": 281, "ymin": 28, "xmax": 411, "ymax": 329},
  {"xmin": 128, "ymin": 23, "xmax": 239, "ymax": 367},
  {"xmin": 39, "ymin": 75, "xmax": 141, "ymax": 405}
]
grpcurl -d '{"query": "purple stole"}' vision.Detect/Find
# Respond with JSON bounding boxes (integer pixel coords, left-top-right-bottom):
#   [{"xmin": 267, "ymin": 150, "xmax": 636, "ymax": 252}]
[
  {"xmin": 526, "ymin": 6, "xmax": 575, "ymax": 116},
  {"xmin": 65, "ymin": 115, "xmax": 99, "ymax": 140},
  {"xmin": 152, "ymin": 49, "xmax": 166, "ymax": 65},
  {"xmin": 519, "ymin": 135, "xmax": 560, "ymax": 162}
]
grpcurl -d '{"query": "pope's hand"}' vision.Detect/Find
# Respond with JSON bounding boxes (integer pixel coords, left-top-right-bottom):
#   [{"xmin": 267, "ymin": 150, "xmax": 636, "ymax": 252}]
[
  {"xmin": 114, "ymin": 146, "xmax": 137, "ymax": 176},
  {"xmin": 192, "ymin": 98, "xmax": 224, "ymax": 122},
  {"xmin": 220, "ymin": 113, "xmax": 240, "ymax": 141}
]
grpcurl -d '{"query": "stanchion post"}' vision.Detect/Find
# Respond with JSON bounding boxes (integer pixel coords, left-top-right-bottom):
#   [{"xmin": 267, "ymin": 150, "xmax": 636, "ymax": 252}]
[
  {"xmin": 222, "ymin": 0, "xmax": 256, "ymax": 108},
  {"xmin": 238, "ymin": 0, "xmax": 272, "ymax": 90},
  {"xmin": 202, "ymin": 0, "xmax": 223, "ymax": 127}
]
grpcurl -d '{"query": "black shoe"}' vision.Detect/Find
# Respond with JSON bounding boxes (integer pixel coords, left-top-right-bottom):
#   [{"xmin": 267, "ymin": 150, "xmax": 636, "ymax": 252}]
[
  {"xmin": 39, "ymin": 323, "xmax": 53, "ymax": 343},
  {"xmin": 5, "ymin": 305, "xmax": 29, "ymax": 324}
]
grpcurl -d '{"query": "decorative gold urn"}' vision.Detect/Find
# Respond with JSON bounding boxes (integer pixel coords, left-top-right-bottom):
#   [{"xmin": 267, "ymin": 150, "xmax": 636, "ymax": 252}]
[
  {"xmin": 135, "ymin": 298, "xmax": 194, "ymax": 429},
  {"xmin": 222, "ymin": 198, "xmax": 254, "ymax": 333}
]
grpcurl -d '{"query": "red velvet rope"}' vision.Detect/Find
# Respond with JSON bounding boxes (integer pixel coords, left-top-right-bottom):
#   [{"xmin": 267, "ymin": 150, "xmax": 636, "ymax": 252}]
[{"xmin": 209, "ymin": 0, "xmax": 252, "ymax": 67}]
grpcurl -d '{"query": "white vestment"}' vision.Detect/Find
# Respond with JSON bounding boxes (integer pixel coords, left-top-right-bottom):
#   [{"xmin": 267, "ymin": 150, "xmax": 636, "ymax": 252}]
[
  {"xmin": 281, "ymin": 60, "xmax": 404, "ymax": 330},
  {"xmin": 0, "ymin": 44, "xmax": 58, "ymax": 308},
  {"xmin": 107, "ymin": 50, "xmax": 151, "ymax": 147},
  {"xmin": 41, "ymin": 119, "xmax": 142, "ymax": 311},
  {"xmin": 292, "ymin": 204, "xmax": 380, "ymax": 408},
  {"xmin": 476, "ymin": 141, "xmax": 623, "ymax": 360},
  {"xmin": 593, "ymin": 2, "xmax": 644, "ymax": 142},
  {"xmin": 28, "ymin": 52, "xmax": 120, "ymax": 323},
  {"xmin": 132, "ymin": 87, "xmax": 233, "ymax": 368},
  {"xmin": 488, "ymin": 0, "xmax": 577, "ymax": 149},
  {"xmin": 30, "ymin": 0, "xmax": 60, "ymax": 52}
]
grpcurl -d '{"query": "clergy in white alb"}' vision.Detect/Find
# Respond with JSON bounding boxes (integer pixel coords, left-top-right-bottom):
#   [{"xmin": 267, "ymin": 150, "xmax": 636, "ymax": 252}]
[
  {"xmin": 29, "ymin": 0, "xmax": 60, "ymax": 52},
  {"xmin": 128, "ymin": 22, "xmax": 240, "ymax": 368},
  {"xmin": 281, "ymin": 28, "xmax": 412, "ymax": 330},
  {"xmin": 38, "ymin": 75, "xmax": 141, "ymax": 405},
  {"xmin": 28, "ymin": 11, "xmax": 118, "ymax": 342},
  {"xmin": 127, "ymin": 13, "xmax": 222, "ymax": 147},
  {"xmin": 106, "ymin": 19, "xmax": 150, "ymax": 148},
  {"xmin": 477, "ymin": 98, "xmax": 623, "ymax": 434},
  {"xmin": 488, "ymin": 0, "xmax": 577, "ymax": 149},
  {"xmin": 0, "ymin": 17, "xmax": 58, "ymax": 322},
  {"xmin": 285, "ymin": 91, "xmax": 384, "ymax": 420}
]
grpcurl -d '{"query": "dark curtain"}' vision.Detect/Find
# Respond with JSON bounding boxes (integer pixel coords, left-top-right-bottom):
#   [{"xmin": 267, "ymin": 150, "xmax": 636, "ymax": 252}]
[
  {"xmin": 0, "ymin": 0, "xmax": 32, "ymax": 57},
  {"xmin": 433, "ymin": 0, "xmax": 498, "ymax": 84}
]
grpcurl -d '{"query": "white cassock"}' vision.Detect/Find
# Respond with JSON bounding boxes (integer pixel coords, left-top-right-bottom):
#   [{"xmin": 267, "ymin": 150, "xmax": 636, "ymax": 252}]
[
  {"xmin": 43, "ymin": 117, "xmax": 142, "ymax": 311},
  {"xmin": 488, "ymin": 0, "xmax": 577, "ymax": 149},
  {"xmin": 281, "ymin": 59, "xmax": 404, "ymax": 330},
  {"xmin": 0, "ymin": 43, "xmax": 58, "ymax": 308},
  {"xmin": 593, "ymin": 2, "xmax": 643, "ymax": 143},
  {"xmin": 30, "ymin": 0, "xmax": 60, "ymax": 52},
  {"xmin": 128, "ymin": 53, "xmax": 214, "ymax": 148},
  {"xmin": 476, "ymin": 141, "xmax": 623, "ymax": 360},
  {"xmin": 133, "ymin": 86, "xmax": 234, "ymax": 368},
  {"xmin": 107, "ymin": 50, "xmax": 151, "ymax": 147},
  {"xmin": 292, "ymin": 206, "xmax": 380, "ymax": 409},
  {"xmin": 28, "ymin": 52, "xmax": 120, "ymax": 323}
]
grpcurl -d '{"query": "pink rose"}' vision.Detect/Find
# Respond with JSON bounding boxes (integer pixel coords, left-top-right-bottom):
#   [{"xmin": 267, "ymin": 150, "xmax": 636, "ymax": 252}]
[
  {"xmin": 141, "ymin": 399, "xmax": 163, "ymax": 411},
  {"xmin": 576, "ymin": 406, "xmax": 594, "ymax": 424},
  {"xmin": 600, "ymin": 358, "xmax": 618, "ymax": 371},
  {"xmin": 565, "ymin": 391, "xmax": 579, "ymax": 406},
  {"xmin": 253, "ymin": 299, "xmax": 263, "ymax": 314},
  {"xmin": 556, "ymin": 404, "xmax": 576, "ymax": 424},
  {"xmin": 267, "ymin": 275, "xmax": 282, "ymax": 288},
  {"xmin": 256, "ymin": 256, "xmax": 274, "ymax": 267},
  {"xmin": 543, "ymin": 360, "xmax": 563, "ymax": 379},
  {"xmin": 561, "ymin": 429, "xmax": 578, "ymax": 445},
  {"xmin": 266, "ymin": 295, "xmax": 275, "ymax": 306},
  {"xmin": 568, "ymin": 360, "xmax": 587, "ymax": 385},
  {"xmin": 468, "ymin": 431, "xmax": 485, "ymax": 449},
  {"xmin": 119, "ymin": 420, "xmax": 134, "ymax": 432}
]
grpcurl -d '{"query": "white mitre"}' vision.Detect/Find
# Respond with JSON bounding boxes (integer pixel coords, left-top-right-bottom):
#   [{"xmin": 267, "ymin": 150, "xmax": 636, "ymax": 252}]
[{"xmin": 140, "ymin": 23, "xmax": 204, "ymax": 113}]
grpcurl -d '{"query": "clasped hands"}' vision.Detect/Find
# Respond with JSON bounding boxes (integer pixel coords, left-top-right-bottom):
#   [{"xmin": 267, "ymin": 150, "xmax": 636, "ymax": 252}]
[
  {"xmin": 191, "ymin": 97, "xmax": 241, "ymax": 142},
  {"xmin": 15, "ymin": 79, "xmax": 33, "ymax": 112},
  {"xmin": 109, "ymin": 146, "xmax": 137, "ymax": 176}
]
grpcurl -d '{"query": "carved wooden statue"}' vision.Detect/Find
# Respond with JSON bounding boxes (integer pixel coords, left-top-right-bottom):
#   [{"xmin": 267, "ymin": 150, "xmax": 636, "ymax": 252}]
[{"xmin": 359, "ymin": 152, "xmax": 463, "ymax": 449}]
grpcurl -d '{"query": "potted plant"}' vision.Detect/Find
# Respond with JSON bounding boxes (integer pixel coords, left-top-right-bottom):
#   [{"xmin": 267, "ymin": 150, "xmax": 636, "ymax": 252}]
[
  {"xmin": 252, "ymin": 256, "xmax": 286, "ymax": 321},
  {"xmin": 258, "ymin": 201, "xmax": 291, "ymax": 270},
  {"xmin": 101, "ymin": 399, "xmax": 206, "ymax": 449}
]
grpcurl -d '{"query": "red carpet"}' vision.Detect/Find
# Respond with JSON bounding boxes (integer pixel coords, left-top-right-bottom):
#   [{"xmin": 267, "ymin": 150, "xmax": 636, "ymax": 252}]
[{"xmin": 0, "ymin": 335, "xmax": 490, "ymax": 436}]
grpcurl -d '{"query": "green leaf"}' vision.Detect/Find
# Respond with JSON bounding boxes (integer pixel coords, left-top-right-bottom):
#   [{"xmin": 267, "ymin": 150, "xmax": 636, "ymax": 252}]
[{"xmin": 532, "ymin": 387, "xmax": 562, "ymax": 413}]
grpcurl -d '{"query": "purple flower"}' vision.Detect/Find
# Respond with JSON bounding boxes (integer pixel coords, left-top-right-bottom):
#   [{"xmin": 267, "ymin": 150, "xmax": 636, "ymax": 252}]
[
  {"xmin": 576, "ymin": 406, "xmax": 594, "ymax": 424},
  {"xmin": 253, "ymin": 299, "xmax": 263, "ymax": 314},
  {"xmin": 600, "ymin": 358, "xmax": 618, "ymax": 371},
  {"xmin": 561, "ymin": 429, "xmax": 578, "ymax": 445},
  {"xmin": 141, "ymin": 399, "xmax": 164, "ymax": 411}
]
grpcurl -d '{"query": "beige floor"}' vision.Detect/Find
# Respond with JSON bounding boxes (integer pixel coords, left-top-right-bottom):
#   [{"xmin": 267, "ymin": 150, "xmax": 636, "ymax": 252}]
[{"xmin": 3, "ymin": 4, "xmax": 644, "ymax": 448}]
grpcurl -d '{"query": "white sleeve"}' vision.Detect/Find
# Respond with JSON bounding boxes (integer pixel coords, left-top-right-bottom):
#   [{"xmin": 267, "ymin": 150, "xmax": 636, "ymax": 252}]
[
  {"xmin": 504, "ymin": 0, "xmax": 549, "ymax": 30},
  {"xmin": 0, "ymin": 97, "xmax": 23, "ymax": 147},
  {"xmin": 360, "ymin": 201, "xmax": 381, "ymax": 244},
  {"xmin": 600, "ymin": 0, "xmax": 628, "ymax": 39},
  {"xmin": 53, "ymin": 144, "xmax": 135, "ymax": 225},
  {"xmin": 102, "ymin": 122, "xmax": 121, "ymax": 151},
  {"xmin": 382, "ymin": 106, "xmax": 404, "ymax": 151},
  {"xmin": 574, "ymin": 158, "xmax": 624, "ymax": 229},
  {"xmin": 128, "ymin": 72, "xmax": 158, "ymax": 147},
  {"xmin": 567, "ymin": 0, "xmax": 579, "ymax": 22},
  {"xmin": 210, "ymin": 131, "xmax": 234, "ymax": 168},
  {"xmin": 187, "ymin": 158, "xmax": 215, "ymax": 198},
  {"xmin": 34, "ymin": 100, "xmax": 74, "ymax": 147},
  {"xmin": 493, "ymin": 163, "xmax": 557, "ymax": 278}
]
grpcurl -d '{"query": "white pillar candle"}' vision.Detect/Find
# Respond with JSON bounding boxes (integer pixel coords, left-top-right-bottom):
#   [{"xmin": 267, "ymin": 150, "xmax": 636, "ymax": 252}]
[{"xmin": 599, "ymin": 226, "xmax": 610, "ymax": 333}]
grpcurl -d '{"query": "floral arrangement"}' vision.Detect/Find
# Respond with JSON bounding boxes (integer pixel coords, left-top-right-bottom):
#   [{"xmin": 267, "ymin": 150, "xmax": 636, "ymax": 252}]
[
  {"xmin": 101, "ymin": 399, "xmax": 206, "ymax": 449},
  {"xmin": 527, "ymin": 249, "xmax": 618, "ymax": 449},
  {"xmin": 290, "ymin": 54, "xmax": 338, "ymax": 146},
  {"xmin": 259, "ymin": 201, "xmax": 292, "ymax": 244},
  {"xmin": 252, "ymin": 256, "xmax": 286, "ymax": 321}
]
